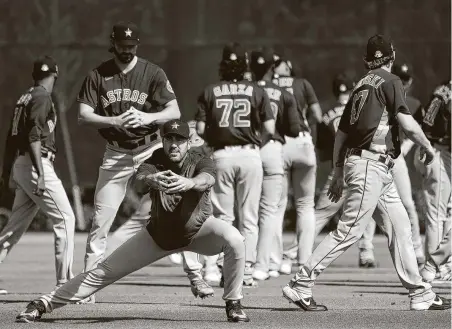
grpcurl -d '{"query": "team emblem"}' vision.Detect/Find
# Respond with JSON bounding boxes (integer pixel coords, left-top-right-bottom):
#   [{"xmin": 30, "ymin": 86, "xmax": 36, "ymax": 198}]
[
  {"xmin": 401, "ymin": 64, "xmax": 408, "ymax": 72},
  {"xmin": 171, "ymin": 122, "xmax": 179, "ymax": 129},
  {"xmin": 374, "ymin": 50, "xmax": 383, "ymax": 58},
  {"xmin": 229, "ymin": 53, "xmax": 237, "ymax": 61},
  {"xmin": 47, "ymin": 120, "xmax": 55, "ymax": 133},
  {"xmin": 166, "ymin": 80, "xmax": 174, "ymax": 94},
  {"xmin": 125, "ymin": 28, "xmax": 132, "ymax": 37},
  {"xmin": 41, "ymin": 64, "xmax": 49, "ymax": 71},
  {"xmin": 339, "ymin": 84, "xmax": 346, "ymax": 92},
  {"xmin": 257, "ymin": 57, "xmax": 265, "ymax": 64}
]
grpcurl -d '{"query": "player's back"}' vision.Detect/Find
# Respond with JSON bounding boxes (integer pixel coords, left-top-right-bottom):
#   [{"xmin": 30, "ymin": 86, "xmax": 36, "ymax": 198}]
[{"xmin": 198, "ymin": 80, "xmax": 269, "ymax": 148}]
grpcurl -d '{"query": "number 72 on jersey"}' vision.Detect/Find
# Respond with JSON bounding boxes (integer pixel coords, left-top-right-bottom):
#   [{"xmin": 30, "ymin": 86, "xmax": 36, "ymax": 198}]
[{"xmin": 216, "ymin": 99, "xmax": 251, "ymax": 128}]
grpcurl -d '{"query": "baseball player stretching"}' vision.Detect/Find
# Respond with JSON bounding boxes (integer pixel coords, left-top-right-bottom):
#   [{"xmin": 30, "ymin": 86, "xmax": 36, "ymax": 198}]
[
  {"xmin": 0, "ymin": 57, "xmax": 75, "ymax": 292},
  {"xmin": 419, "ymin": 81, "xmax": 451, "ymax": 282},
  {"xmin": 196, "ymin": 42, "xmax": 275, "ymax": 287},
  {"xmin": 271, "ymin": 57, "xmax": 320, "ymax": 274},
  {"xmin": 282, "ymin": 35, "xmax": 451, "ymax": 311},
  {"xmin": 248, "ymin": 48, "xmax": 302, "ymax": 281},
  {"xmin": 77, "ymin": 22, "xmax": 180, "ymax": 302},
  {"xmin": 16, "ymin": 120, "xmax": 249, "ymax": 323}
]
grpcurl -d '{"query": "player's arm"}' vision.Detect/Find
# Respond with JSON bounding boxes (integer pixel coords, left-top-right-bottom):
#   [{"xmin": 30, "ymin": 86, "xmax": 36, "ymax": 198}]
[
  {"xmin": 332, "ymin": 129, "xmax": 348, "ymax": 170},
  {"xmin": 303, "ymin": 79, "xmax": 322, "ymax": 123},
  {"xmin": 283, "ymin": 92, "xmax": 302, "ymax": 137},
  {"xmin": 397, "ymin": 113, "xmax": 433, "ymax": 154}
]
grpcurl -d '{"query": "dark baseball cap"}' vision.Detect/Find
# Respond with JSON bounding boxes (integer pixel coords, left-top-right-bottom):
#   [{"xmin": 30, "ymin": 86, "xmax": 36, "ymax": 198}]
[
  {"xmin": 364, "ymin": 34, "xmax": 394, "ymax": 62},
  {"xmin": 333, "ymin": 73, "xmax": 354, "ymax": 95},
  {"xmin": 222, "ymin": 42, "xmax": 247, "ymax": 62},
  {"xmin": 32, "ymin": 56, "xmax": 58, "ymax": 78},
  {"xmin": 111, "ymin": 21, "xmax": 140, "ymax": 45},
  {"xmin": 392, "ymin": 63, "xmax": 412, "ymax": 81},
  {"xmin": 161, "ymin": 119, "xmax": 190, "ymax": 139},
  {"xmin": 250, "ymin": 47, "xmax": 277, "ymax": 68}
]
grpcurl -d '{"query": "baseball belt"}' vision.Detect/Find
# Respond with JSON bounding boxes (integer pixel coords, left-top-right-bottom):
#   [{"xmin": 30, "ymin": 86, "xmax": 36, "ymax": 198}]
[
  {"xmin": 346, "ymin": 148, "xmax": 394, "ymax": 169},
  {"xmin": 18, "ymin": 150, "xmax": 55, "ymax": 162},
  {"xmin": 108, "ymin": 133, "xmax": 159, "ymax": 150},
  {"xmin": 215, "ymin": 144, "xmax": 258, "ymax": 151}
]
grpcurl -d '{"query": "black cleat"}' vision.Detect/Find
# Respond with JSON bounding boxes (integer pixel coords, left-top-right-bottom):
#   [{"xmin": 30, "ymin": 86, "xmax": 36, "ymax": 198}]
[
  {"xmin": 428, "ymin": 295, "xmax": 451, "ymax": 310},
  {"xmin": 282, "ymin": 285, "xmax": 328, "ymax": 311},
  {"xmin": 225, "ymin": 300, "xmax": 250, "ymax": 322},
  {"xmin": 16, "ymin": 300, "xmax": 46, "ymax": 323},
  {"xmin": 190, "ymin": 278, "xmax": 214, "ymax": 299}
]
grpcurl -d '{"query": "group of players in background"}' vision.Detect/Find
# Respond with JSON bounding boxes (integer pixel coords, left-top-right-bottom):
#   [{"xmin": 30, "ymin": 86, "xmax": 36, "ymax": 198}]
[{"xmin": 0, "ymin": 21, "xmax": 450, "ymax": 323}]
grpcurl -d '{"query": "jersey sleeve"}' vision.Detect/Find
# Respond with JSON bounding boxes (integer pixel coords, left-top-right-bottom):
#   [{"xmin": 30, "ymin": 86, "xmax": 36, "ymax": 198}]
[
  {"xmin": 77, "ymin": 71, "xmax": 99, "ymax": 109},
  {"xmin": 338, "ymin": 99, "xmax": 353, "ymax": 134},
  {"xmin": 382, "ymin": 78, "xmax": 411, "ymax": 117},
  {"xmin": 26, "ymin": 94, "xmax": 51, "ymax": 143},
  {"xmin": 302, "ymin": 79, "xmax": 319, "ymax": 105},
  {"xmin": 283, "ymin": 91, "xmax": 302, "ymax": 137},
  {"xmin": 195, "ymin": 89, "xmax": 208, "ymax": 122},
  {"xmin": 259, "ymin": 89, "xmax": 274, "ymax": 122},
  {"xmin": 148, "ymin": 67, "xmax": 177, "ymax": 107},
  {"xmin": 194, "ymin": 156, "xmax": 216, "ymax": 178}
]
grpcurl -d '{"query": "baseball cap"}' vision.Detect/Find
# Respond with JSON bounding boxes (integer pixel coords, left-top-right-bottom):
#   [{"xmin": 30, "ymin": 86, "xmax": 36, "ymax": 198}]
[
  {"xmin": 222, "ymin": 42, "xmax": 247, "ymax": 62},
  {"xmin": 161, "ymin": 119, "xmax": 190, "ymax": 139},
  {"xmin": 111, "ymin": 21, "xmax": 140, "ymax": 45},
  {"xmin": 333, "ymin": 73, "xmax": 354, "ymax": 95},
  {"xmin": 250, "ymin": 47, "xmax": 277, "ymax": 68},
  {"xmin": 32, "ymin": 56, "xmax": 58, "ymax": 78},
  {"xmin": 392, "ymin": 63, "xmax": 412, "ymax": 82},
  {"xmin": 365, "ymin": 34, "xmax": 394, "ymax": 61}
]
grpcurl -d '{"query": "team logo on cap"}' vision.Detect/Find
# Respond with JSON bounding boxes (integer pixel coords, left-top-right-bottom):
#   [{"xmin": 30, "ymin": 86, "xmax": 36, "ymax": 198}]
[
  {"xmin": 257, "ymin": 57, "xmax": 265, "ymax": 64},
  {"xmin": 125, "ymin": 28, "xmax": 132, "ymax": 37},
  {"xmin": 374, "ymin": 50, "xmax": 383, "ymax": 58},
  {"xmin": 166, "ymin": 80, "xmax": 174, "ymax": 94},
  {"xmin": 41, "ymin": 64, "xmax": 49, "ymax": 72},
  {"xmin": 230, "ymin": 53, "xmax": 237, "ymax": 61},
  {"xmin": 273, "ymin": 54, "xmax": 280, "ymax": 61},
  {"xmin": 171, "ymin": 122, "xmax": 179, "ymax": 130},
  {"xmin": 339, "ymin": 84, "xmax": 346, "ymax": 92},
  {"xmin": 401, "ymin": 64, "xmax": 408, "ymax": 72}
]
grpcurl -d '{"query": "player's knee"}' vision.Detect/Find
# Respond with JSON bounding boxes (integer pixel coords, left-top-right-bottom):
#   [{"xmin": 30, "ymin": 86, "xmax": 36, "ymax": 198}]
[{"xmin": 224, "ymin": 229, "xmax": 245, "ymax": 255}]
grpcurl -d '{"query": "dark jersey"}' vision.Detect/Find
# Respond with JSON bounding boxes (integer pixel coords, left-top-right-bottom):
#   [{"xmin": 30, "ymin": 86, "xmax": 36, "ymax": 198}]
[
  {"xmin": 195, "ymin": 80, "xmax": 273, "ymax": 148},
  {"xmin": 400, "ymin": 95, "xmax": 423, "ymax": 139},
  {"xmin": 257, "ymin": 80, "xmax": 301, "ymax": 144},
  {"xmin": 338, "ymin": 68, "xmax": 411, "ymax": 158},
  {"xmin": 137, "ymin": 149, "xmax": 216, "ymax": 250},
  {"xmin": 10, "ymin": 86, "xmax": 57, "ymax": 154},
  {"xmin": 317, "ymin": 102, "xmax": 346, "ymax": 161},
  {"xmin": 422, "ymin": 82, "xmax": 451, "ymax": 146},
  {"xmin": 272, "ymin": 76, "xmax": 317, "ymax": 132},
  {"xmin": 77, "ymin": 57, "xmax": 176, "ymax": 146}
]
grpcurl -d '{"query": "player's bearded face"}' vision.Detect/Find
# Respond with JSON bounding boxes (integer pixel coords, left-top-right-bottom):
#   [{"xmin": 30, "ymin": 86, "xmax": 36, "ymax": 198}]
[
  {"xmin": 163, "ymin": 135, "xmax": 191, "ymax": 162},
  {"xmin": 113, "ymin": 43, "xmax": 137, "ymax": 64}
]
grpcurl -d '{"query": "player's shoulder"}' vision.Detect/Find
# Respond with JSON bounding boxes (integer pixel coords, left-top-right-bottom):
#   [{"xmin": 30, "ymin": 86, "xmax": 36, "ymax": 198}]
[
  {"xmin": 189, "ymin": 151, "xmax": 214, "ymax": 167},
  {"xmin": 92, "ymin": 58, "xmax": 116, "ymax": 78},
  {"xmin": 136, "ymin": 57, "xmax": 165, "ymax": 76},
  {"xmin": 30, "ymin": 86, "xmax": 51, "ymax": 102}
]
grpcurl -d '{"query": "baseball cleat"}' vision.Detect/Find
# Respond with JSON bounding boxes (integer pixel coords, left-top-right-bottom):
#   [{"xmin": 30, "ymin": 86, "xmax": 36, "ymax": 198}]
[
  {"xmin": 225, "ymin": 300, "xmax": 250, "ymax": 322},
  {"xmin": 76, "ymin": 294, "xmax": 96, "ymax": 304},
  {"xmin": 279, "ymin": 261, "xmax": 292, "ymax": 275},
  {"xmin": 16, "ymin": 300, "xmax": 46, "ymax": 323},
  {"xmin": 359, "ymin": 259, "xmax": 376, "ymax": 268},
  {"xmin": 190, "ymin": 279, "xmax": 214, "ymax": 299},
  {"xmin": 268, "ymin": 270, "xmax": 280, "ymax": 278},
  {"xmin": 204, "ymin": 271, "xmax": 222, "ymax": 285},
  {"xmin": 252, "ymin": 270, "xmax": 270, "ymax": 281},
  {"xmin": 282, "ymin": 285, "xmax": 328, "ymax": 311},
  {"xmin": 243, "ymin": 278, "xmax": 258, "ymax": 288},
  {"xmin": 411, "ymin": 295, "xmax": 451, "ymax": 311}
]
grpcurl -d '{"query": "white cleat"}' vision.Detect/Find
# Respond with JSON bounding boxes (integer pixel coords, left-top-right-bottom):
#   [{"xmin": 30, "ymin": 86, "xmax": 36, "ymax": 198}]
[
  {"xmin": 269, "ymin": 270, "xmax": 280, "ymax": 278},
  {"xmin": 252, "ymin": 270, "xmax": 270, "ymax": 281},
  {"xmin": 280, "ymin": 262, "xmax": 292, "ymax": 275}
]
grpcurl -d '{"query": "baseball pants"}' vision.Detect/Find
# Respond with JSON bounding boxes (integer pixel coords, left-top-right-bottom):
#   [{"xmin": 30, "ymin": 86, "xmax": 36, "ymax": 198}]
[
  {"xmin": 209, "ymin": 146, "xmax": 263, "ymax": 279},
  {"xmin": 271, "ymin": 133, "xmax": 316, "ymax": 269},
  {"xmin": 255, "ymin": 140, "xmax": 284, "ymax": 273},
  {"xmin": 105, "ymin": 194, "xmax": 204, "ymax": 281},
  {"xmin": 291, "ymin": 155, "xmax": 432, "ymax": 298},
  {"xmin": 37, "ymin": 216, "xmax": 245, "ymax": 311},
  {"xmin": 84, "ymin": 141, "xmax": 162, "ymax": 272},
  {"xmin": 422, "ymin": 145, "xmax": 451, "ymax": 268},
  {"xmin": 0, "ymin": 154, "xmax": 75, "ymax": 286}
]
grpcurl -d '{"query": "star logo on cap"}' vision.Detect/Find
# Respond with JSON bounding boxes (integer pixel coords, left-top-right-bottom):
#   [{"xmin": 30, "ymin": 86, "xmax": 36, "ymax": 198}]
[
  {"xmin": 41, "ymin": 64, "xmax": 49, "ymax": 72},
  {"xmin": 273, "ymin": 55, "xmax": 280, "ymax": 61},
  {"xmin": 257, "ymin": 57, "xmax": 265, "ymax": 64},
  {"xmin": 401, "ymin": 64, "xmax": 408, "ymax": 72},
  {"xmin": 374, "ymin": 50, "xmax": 383, "ymax": 58},
  {"xmin": 125, "ymin": 28, "xmax": 132, "ymax": 37},
  {"xmin": 339, "ymin": 84, "xmax": 346, "ymax": 92},
  {"xmin": 171, "ymin": 122, "xmax": 179, "ymax": 130},
  {"xmin": 230, "ymin": 53, "xmax": 237, "ymax": 61}
]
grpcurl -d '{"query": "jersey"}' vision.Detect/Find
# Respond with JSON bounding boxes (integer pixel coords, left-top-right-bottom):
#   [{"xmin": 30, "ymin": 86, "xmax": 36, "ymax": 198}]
[
  {"xmin": 422, "ymin": 82, "xmax": 451, "ymax": 146},
  {"xmin": 136, "ymin": 149, "xmax": 216, "ymax": 250},
  {"xmin": 10, "ymin": 86, "xmax": 57, "ymax": 154},
  {"xmin": 195, "ymin": 80, "xmax": 273, "ymax": 149},
  {"xmin": 257, "ymin": 80, "xmax": 302, "ymax": 144},
  {"xmin": 77, "ymin": 57, "xmax": 176, "ymax": 147},
  {"xmin": 400, "ymin": 95, "xmax": 423, "ymax": 139},
  {"xmin": 338, "ymin": 68, "xmax": 410, "ymax": 158},
  {"xmin": 272, "ymin": 76, "xmax": 317, "ymax": 132},
  {"xmin": 317, "ymin": 102, "xmax": 346, "ymax": 161}
]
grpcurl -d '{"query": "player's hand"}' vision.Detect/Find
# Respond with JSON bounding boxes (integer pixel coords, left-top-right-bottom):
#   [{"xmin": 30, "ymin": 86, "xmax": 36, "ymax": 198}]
[
  {"xmin": 327, "ymin": 168, "xmax": 344, "ymax": 203},
  {"xmin": 145, "ymin": 170, "xmax": 173, "ymax": 192},
  {"xmin": 419, "ymin": 146, "xmax": 435, "ymax": 166},
  {"xmin": 163, "ymin": 171, "xmax": 195, "ymax": 194},
  {"xmin": 33, "ymin": 176, "xmax": 46, "ymax": 197},
  {"xmin": 122, "ymin": 108, "xmax": 145, "ymax": 128}
]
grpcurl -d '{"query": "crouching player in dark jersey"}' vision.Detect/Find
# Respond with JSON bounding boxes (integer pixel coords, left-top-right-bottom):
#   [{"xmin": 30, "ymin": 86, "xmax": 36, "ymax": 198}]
[{"xmin": 16, "ymin": 120, "xmax": 249, "ymax": 323}]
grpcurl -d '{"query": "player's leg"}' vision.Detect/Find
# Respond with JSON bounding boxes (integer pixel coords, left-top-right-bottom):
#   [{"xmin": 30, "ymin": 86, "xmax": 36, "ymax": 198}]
[
  {"xmin": 372, "ymin": 180, "xmax": 441, "ymax": 310},
  {"xmin": 393, "ymin": 155, "xmax": 424, "ymax": 265},
  {"xmin": 16, "ymin": 229, "xmax": 174, "ymax": 322},
  {"xmin": 255, "ymin": 141, "xmax": 284, "ymax": 279},
  {"xmin": 7, "ymin": 156, "xmax": 75, "ymax": 287},
  {"xmin": 422, "ymin": 225, "xmax": 451, "ymax": 282},
  {"xmin": 182, "ymin": 251, "xmax": 214, "ymax": 298},
  {"xmin": 84, "ymin": 143, "xmax": 160, "ymax": 272},
  {"xmin": 235, "ymin": 148, "xmax": 263, "ymax": 285},
  {"xmin": 283, "ymin": 157, "xmax": 384, "ymax": 310},
  {"xmin": 186, "ymin": 216, "xmax": 248, "ymax": 322},
  {"xmin": 357, "ymin": 220, "xmax": 377, "ymax": 267}
]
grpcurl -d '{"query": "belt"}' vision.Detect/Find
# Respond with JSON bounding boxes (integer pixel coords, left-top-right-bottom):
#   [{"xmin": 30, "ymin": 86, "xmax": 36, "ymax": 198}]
[
  {"xmin": 19, "ymin": 150, "xmax": 55, "ymax": 162},
  {"xmin": 215, "ymin": 144, "xmax": 258, "ymax": 151},
  {"xmin": 108, "ymin": 133, "xmax": 158, "ymax": 150},
  {"xmin": 346, "ymin": 148, "xmax": 394, "ymax": 169}
]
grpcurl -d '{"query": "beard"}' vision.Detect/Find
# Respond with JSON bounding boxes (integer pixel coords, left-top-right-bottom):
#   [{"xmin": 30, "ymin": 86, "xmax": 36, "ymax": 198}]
[{"xmin": 113, "ymin": 48, "xmax": 134, "ymax": 64}]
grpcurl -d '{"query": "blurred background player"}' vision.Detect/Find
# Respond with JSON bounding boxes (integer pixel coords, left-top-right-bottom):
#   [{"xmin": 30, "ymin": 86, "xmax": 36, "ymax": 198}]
[
  {"xmin": 196, "ymin": 42, "xmax": 275, "ymax": 287},
  {"xmin": 271, "ymin": 56, "xmax": 320, "ymax": 274},
  {"xmin": 248, "ymin": 48, "xmax": 302, "ymax": 281},
  {"xmin": 418, "ymin": 80, "xmax": 451, "ymax": 282}
]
